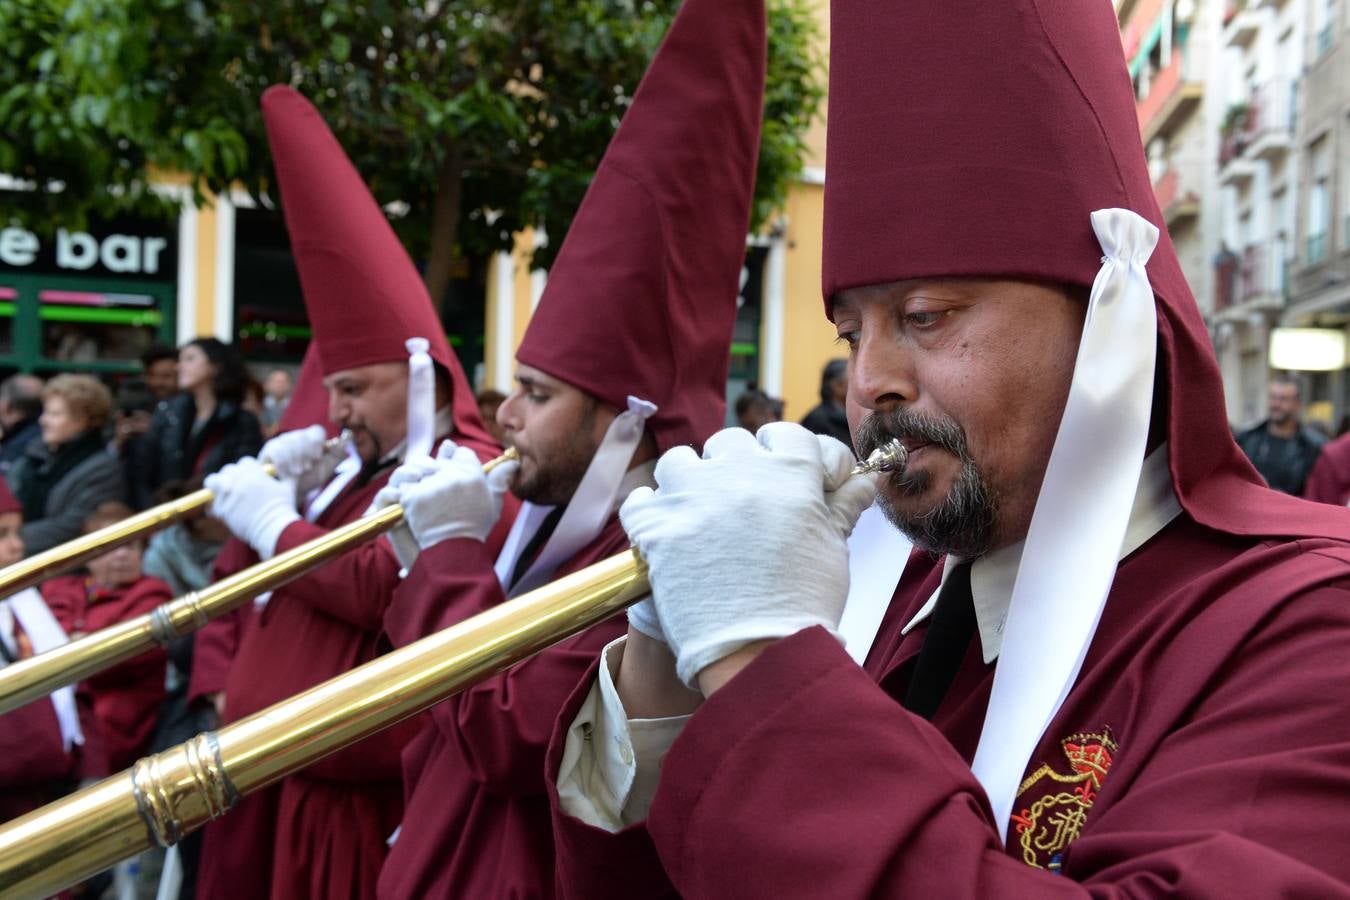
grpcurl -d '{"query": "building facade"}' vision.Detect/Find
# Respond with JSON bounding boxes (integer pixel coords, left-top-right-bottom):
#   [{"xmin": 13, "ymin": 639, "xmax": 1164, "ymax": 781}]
[{"xmin": 1283, "ymin": 0, "xmax": 1350, "ymax": 428}]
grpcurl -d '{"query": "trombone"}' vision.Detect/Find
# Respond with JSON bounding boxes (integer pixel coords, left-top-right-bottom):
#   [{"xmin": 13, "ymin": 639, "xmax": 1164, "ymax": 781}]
[
  {"xmin": 0, "ymin": 447, "xmax": 518, "ymax": 716},
  {"xmin": 0, "ymin": 549, "xmax": 651, "ymax": 898},
  {"xmin": 0, "ymin": 434, "xmax": 349, "ymax": 601},
  {"xmin": 0, "ymin": 440, "xmax": 904, "ymax": 899}
]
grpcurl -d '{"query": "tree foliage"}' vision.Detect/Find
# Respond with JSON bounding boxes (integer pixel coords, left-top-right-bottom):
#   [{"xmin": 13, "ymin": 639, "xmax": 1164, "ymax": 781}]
[{"xmin": 1, "ymin": 0, "xmax": 824, "ymax": 300}]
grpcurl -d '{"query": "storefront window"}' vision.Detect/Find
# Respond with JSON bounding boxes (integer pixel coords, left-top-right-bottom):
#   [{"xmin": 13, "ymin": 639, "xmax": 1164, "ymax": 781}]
[
  {"xmin": 0, "ymin": 215, "xmax": 177, "ymax": 375},
  {"xmin": 0, "ymin": 286, "xmax": 16, "ymax": 357},
  {"xmin": 39, "ymin": 289, "xmax": 162, "ymax": 364},
  {"xmin": 725, "ymin": 245, "xmax": 769, "ymax": 423}
]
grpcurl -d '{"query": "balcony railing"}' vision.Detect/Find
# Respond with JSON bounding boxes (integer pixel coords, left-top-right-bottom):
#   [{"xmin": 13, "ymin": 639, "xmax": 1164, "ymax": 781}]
[
  {"xmin": 1153, "ymin": 168, "xmax": 1180, "ymax": 210},
  {"xmin": 1247, "ymin": 80, "xmax": 1296, "ymax": 139},
  {"xmin": 1152, "ymin": 167, "xmax": 1200, "ymax": 227},
  {"xmin": 1224, "ymin": 0, "xmax": 1260, "ymax": 46},
  {"xmin": 1138, "ymin": 48, "xmax": 1203, "ymax": 141},
  {"xmin": 1238, "ymin": 243, "xmax": 1287, "ymax": 301},
  {"xmin": 1214, "ymin": 253, "xmax": 1239, "ymax": 312},
  {"xmin": 1316, "ymin": 23, "xmax": 1334, "ymax": 57},
  {"xmin": 1308, "ymin": 232, "xmax": 1328, "ymax": 264}
]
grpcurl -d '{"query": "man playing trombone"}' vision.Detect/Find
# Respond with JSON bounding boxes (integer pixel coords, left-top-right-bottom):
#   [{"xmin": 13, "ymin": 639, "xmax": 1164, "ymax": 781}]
[
  {"xmin": 193, "ymin": 87, "xmax": 510, "ymax": 900},
  {"xmin": 541, "ymin": 1, "xmax": 1350, "ymax": 897},
  {"xmin": 369, "ymin": 0, "xmax": 765, "ymax": 895}
]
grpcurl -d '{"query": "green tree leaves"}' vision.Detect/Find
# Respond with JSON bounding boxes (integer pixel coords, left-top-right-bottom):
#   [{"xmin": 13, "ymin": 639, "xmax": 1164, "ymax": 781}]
[{"xmin": 1, "ymin": 0, "xmax": 823, "ymax": 302}]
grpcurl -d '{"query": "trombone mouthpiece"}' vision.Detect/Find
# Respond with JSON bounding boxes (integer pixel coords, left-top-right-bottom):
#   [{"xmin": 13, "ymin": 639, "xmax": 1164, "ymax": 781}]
[
  {"xmin": 482, "ymin": 446, "xmax": 519, "ymax": 473},
  {"xmin": 852, "ymin": 439, "xmax": 907, "ymax": 476}
]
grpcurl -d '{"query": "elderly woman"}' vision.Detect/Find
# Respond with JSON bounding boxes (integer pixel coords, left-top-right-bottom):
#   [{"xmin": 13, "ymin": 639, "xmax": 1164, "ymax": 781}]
[{"xmin": 6, "ymin": 374, "xmax": 123, "ymax": 555}]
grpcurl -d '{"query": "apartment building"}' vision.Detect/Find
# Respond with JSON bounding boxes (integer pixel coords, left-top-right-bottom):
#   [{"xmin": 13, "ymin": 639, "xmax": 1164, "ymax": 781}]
[
  {"xmin": 1284, "ymin": 0, "xmax": 1350, "ymax": 426},
  {"xmin": 1206, "ymin": 0, "xmax": 1307, "ymax": 425}
]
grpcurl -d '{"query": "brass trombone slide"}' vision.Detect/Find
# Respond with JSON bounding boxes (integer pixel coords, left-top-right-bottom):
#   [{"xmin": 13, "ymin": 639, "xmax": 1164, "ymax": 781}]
[
  {"xmin": 0, "ymin": 549, "xmax": 651, "ymax": 899},
  {"xmin": 0, "ymin": 447, "xmax": 518, "ymax": 717},
  {"xmin": 0, "ymin": 439, "xmax": 903, "ymax": 898},
  {"xmin": 0, "ymin": 434, "xmax": 349, "ymax": 601}
]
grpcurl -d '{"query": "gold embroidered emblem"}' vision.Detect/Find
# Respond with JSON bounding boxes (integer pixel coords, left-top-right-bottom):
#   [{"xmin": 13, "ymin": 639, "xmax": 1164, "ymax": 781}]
[{"xmin": 1009, "ymin": 726, "xmax": 1117, "ymax": 871}]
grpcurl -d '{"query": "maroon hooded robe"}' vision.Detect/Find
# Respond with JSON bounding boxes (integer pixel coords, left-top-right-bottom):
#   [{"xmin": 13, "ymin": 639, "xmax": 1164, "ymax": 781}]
[
  {"xmin": 542, "ymin": 0, "xmax": 1350, "ymax": 896},
  {"xmin": 41, "ymin": 573, "xmax": 171, "ymax": 771},
  {"xmin": 376, "ymin": 0, "xmax": 762, "ymax": 895},
  {"xmin": 0, "ymin": 479, "xmax": 107, "ymax": 822},
  {"xmin": 196, "ymin": 86, "xmax": 510, "ymax": 900},
  {"xmin": 1303, "ymin": 432, "xmax": 1350, "ymax": 506}
]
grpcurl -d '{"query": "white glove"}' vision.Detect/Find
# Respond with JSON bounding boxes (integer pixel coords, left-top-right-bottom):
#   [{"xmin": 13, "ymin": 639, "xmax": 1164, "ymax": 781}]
[
  {"xmin": 372, "ymin": 439, "xmax": 519, "ymax": 567},
  {"xmin": 626, "ymin": 596, "xmax": 666, "ymax": 644},
  {"xmin": 205, "ymin": 457, "xmax": 301, "ymax": 560},
  {"xmin": 261, "ymin": 424, "xmax": 339, "ymax": 503},
  {"xmin": 620, "ymin": 422, "xmax": 877, "ymax": 688},
  {"xmin": 260, "ymin": 424, "xmax": 328, "ymax": 479}
]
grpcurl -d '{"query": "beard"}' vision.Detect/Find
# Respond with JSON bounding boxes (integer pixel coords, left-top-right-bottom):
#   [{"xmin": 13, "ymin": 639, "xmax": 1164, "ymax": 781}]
[
  {"xmin": 511, "ymin": 401, "xmax": 600, "ymax": 507},
  {"xmin": 854, "ymin": 408, "xmax": 999, "ymax": 559}
]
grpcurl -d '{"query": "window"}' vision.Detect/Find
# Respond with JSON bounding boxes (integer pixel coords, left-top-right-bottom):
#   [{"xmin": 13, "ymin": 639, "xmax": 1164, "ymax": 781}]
[
  {"xmin": 1313, "ymin": 0, "xmax": 1336, "ymax": 57},
  {"xmin": 1307, "ymin": 136, "xmax": 1331, "ymax": 264}
]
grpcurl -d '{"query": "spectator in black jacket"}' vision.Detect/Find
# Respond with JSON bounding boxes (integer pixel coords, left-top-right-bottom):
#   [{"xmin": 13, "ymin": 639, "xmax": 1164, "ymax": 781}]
[
  {"xmin": 131, "ymin": 338, "xmax": 262, "ymax": 507},
  {"xmin": 798, "ymin": 358, "xmax": 854, "ymax": 452},
  {"xmin": 1236, "ymin": 373, "xmax": 1327, "ymax": 495},
  {"xmin": 0, "ymin": 374, "xmax": 45, "ymax": 473},
  {"xmin": 6, "ymin": 374, "xmax": 124, "ymax": 554}
]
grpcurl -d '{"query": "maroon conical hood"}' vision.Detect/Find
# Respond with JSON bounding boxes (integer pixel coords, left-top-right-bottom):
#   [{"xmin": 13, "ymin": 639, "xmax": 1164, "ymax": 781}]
[
  {"xmin": 515, "ymin": 0, "xmax": 765, "ymax": 453},
  {"xmin": 273, "ymin": 344, "xmax": 334, "ymax": 436},
  {"xmin": 261, "ymin": 86, "xmax": 496, "ymax": 457},
  {"xmin": 823, "ymin": 0, "xmax": 1350, "ymax": 540}
]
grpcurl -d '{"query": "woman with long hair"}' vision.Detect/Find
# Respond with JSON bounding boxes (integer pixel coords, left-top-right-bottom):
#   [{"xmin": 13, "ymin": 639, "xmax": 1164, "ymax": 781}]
[{"xmin": 130, "ymin": 338, "xmax": 263, "ymax": 508}]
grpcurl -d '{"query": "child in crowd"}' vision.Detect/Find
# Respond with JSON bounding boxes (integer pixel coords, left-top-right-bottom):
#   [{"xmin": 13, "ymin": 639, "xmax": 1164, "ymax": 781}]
[{"xmin": 41, "ymin": 501, "xmax": 172, "ymax": 771}]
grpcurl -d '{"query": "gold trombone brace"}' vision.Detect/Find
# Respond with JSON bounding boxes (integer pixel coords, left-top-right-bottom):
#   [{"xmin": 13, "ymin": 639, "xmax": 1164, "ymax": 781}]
[
  {"xmin": 0, "ymin": 447, "xmax": 518, "ymax": 716},
  {"xmin": 0, "ymin": 435, "xmax": 349, "ymax": 601}
]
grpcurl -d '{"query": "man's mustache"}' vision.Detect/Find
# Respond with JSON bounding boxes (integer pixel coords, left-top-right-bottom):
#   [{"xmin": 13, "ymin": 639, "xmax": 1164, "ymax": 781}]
[{"xmin": 853, "ymin": 409, "xmax": 970, "ymax": 461}]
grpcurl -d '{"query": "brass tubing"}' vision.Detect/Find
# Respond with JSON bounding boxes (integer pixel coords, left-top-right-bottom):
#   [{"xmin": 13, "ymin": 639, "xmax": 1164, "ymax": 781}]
[
  {"xmin": 0, "ymin": 435, "xmax": 349, "ymax": 601},
  {"xmin": 0, "ymin": 549, "xmax": 649, "ymax": 899},
  {"xmin": 0, "ymin": 504, "xmax": 405, "ymax": 716},
  {"xmin": 0, "ymin": 447, "xmax": 517, "ymax": 715},
  {"xmin": 0, "ymin": 488, "xmax": 215, "ymax": 600}
]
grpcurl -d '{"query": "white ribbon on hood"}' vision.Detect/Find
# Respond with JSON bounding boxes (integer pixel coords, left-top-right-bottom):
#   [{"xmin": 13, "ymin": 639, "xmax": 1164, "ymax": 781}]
[
  {"xmin": 0, "ymin": 588, "xmax": 84, "ymax": 751},
  {"xmin": 970, "ymin": 208, "xmax": 1159, "ymax": 840},
  {"xmin": 404, "ymin": 337, "xmax": 436, "ymax": 462},
  {"xmin": 494, "ymin": 396, "xmax": 657, "ymax": 597}
]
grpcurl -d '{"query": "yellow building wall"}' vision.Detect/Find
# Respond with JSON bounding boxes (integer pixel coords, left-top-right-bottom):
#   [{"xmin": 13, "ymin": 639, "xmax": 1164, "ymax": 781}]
[
  {"xmin": 775, "ymin": 182, "xmax": 841, "ymax": 422},
  {"xmin": 193, "ymin": 199, "xmax": 220, "ymax": 341},
  {"xmin": 149, "ymin": 170, "xmax": 224, "ymax": 343}
]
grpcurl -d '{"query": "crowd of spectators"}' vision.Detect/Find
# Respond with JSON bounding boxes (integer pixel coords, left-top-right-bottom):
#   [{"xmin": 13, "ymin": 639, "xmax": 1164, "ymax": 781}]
[{"xmin": 0, "ymin": 337, "xmax": 295, "ymax": 895}]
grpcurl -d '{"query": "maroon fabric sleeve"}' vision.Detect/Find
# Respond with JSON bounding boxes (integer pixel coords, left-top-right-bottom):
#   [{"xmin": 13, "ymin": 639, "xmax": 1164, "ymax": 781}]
[
  {"xmin": 388, "ymin": 536, "xmax": 627, "ymax": 791},
  {"xmin": 0, "ymin": 701, "xmax": 71, "ymax": 785},
  {"xmin": 1302, "ymin": 439, "xmax": 1350, "ymax": 506},
  {"xmin": 271, "ymin": 519, "xmax": 402, "ymax": 631},
  {"xmin": 82, "ymin": 579, "xmax": 171, "ymax": 770},
  {"xmin": 545, "ymin": 654, "xmax": 679, "ymax": 899},
  {"xmin": 634, "ymin": 609, "xmax": 1350, "ymax": 899},
  {"xmin": 189, "ymin": 607, "xmax": 244, "ymax": 703},
  {"xmin": 384, "ymin": 538, "xmax": 504, "ymax": 648},
  {"xmin": 390, "ymin": 518, "xmax": 633, "ymax": 787}
]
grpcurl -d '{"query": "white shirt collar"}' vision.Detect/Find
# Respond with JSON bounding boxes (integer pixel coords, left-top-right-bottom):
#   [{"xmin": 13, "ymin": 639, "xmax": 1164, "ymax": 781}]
[
  {"xmin": 900, "ymin": 442, "xmax": 1181, "ymax": 663},
  {"xmin": 612, "ymin": 459, "xmax": 657, "ymax": 514},
  {"xmin": 378, "ymin": 406, "xmax": 458, "ymax": 466}
]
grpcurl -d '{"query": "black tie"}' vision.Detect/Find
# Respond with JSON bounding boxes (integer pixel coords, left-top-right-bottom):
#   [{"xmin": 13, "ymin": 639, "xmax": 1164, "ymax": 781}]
[
  {"xmin": 508, "ymin": 506, "xmax": 567, "ymax": 591},
  {"xmin": 903, "ymin": 561, "xmax": 977, "ymax": 720}
]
